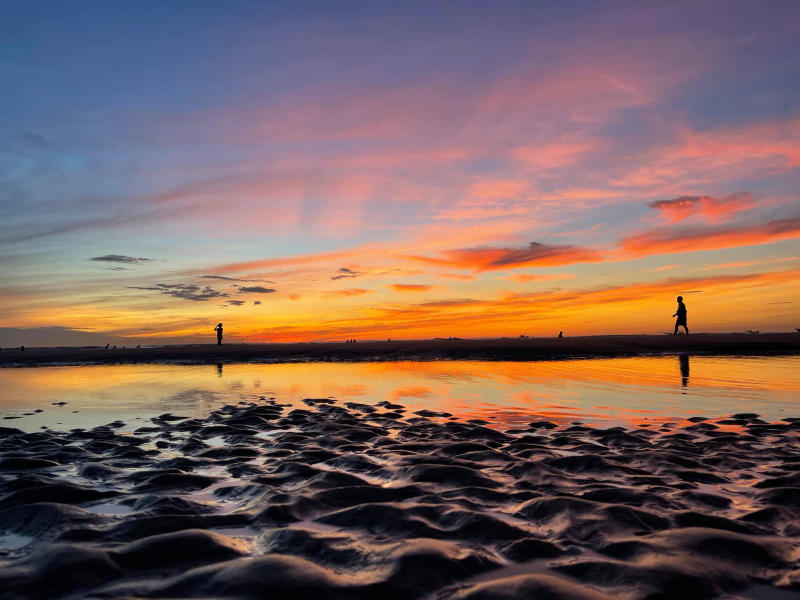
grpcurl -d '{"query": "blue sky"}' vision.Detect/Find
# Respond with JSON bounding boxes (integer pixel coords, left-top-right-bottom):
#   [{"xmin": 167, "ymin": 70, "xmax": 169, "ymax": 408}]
[{"xmin": 1, "ymin": 1, "xmax": 799, "ymax": 344}]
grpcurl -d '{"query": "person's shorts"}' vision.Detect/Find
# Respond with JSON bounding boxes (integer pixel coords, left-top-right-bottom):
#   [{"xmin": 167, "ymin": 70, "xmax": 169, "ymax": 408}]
[{"xmin": 676, "ymin": 318, "xmax": 687, "ymax": 326}]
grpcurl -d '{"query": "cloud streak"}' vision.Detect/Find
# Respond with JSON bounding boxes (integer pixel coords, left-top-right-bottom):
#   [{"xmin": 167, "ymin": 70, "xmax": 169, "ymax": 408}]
[
  {"xmin": 409, "ymin": 242, "xmax": 603, "ymax": 272},
  {"xmin": 89, "ymin": 255, "xmax": 153, "ymax": 264},
  {"xmin": 620, "ymin": 217, "xmax": 800, "ymax": 258},
  {"xmin": 127, "ymin": 283, "xmax": 228, "ymax": 302},
  {"xmin": 648, "ymin": 193, "xmax": 755, "ymax": 223},
  {"xmin": 237, "ymin": 286, "xmax": 276, "ymax": 294},
  {"xmin": 388, "ymin": 284, "xmax": 438, "ymax": 292},
  {"xmin": 331, "ymin": 268, "xmax": 365, "ymax": 281}
]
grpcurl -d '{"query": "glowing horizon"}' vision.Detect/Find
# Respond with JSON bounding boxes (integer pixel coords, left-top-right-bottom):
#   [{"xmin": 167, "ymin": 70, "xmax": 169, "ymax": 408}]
[{"xmin": 1, "ymin": 2, "xmax": 799, "ymax": 346}]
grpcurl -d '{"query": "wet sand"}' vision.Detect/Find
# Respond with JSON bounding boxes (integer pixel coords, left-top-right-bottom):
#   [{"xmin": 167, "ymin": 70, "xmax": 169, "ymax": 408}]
[
  {"xmin": 2, "ymin": 332, "xmax": 800, "ymax": 366},
  {"xmin": 1, "ymin": 398, "xmax": 798, "ymax": 599}
]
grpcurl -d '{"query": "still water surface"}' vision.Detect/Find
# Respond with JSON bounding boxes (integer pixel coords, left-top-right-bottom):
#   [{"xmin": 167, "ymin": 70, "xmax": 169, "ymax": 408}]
[{"xmin": 1, "ymin": 356, "xmax": 798, "ymax": 432}]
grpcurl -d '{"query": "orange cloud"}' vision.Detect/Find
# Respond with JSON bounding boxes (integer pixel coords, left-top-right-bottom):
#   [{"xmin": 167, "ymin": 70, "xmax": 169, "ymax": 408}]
[
  {"xmin": 389, "ymin": 284, "xmax": 438, "ymax": 293},
  {"xmin": 620, "ymin": 217, "xmax": 800, "ymax": 257},
  {"xmin": 408, "ymin": 241, "xmax": 603, "ymax": 272},
  {"xmin": 507, "ymin": 273, "xmax": 577, "ymax": 283},
  {"xmin": 436, "ymin": 273, "xmax": 477, "ymax": 281},
  {"xmin": 325, "ymin": 288, "xmax": 370, "ymax": 297}
]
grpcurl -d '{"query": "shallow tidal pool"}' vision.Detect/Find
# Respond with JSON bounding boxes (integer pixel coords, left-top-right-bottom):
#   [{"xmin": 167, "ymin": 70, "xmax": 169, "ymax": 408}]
[{"xmin": 1, "ymin": 355, "xmax": 798, "ymax": 432}]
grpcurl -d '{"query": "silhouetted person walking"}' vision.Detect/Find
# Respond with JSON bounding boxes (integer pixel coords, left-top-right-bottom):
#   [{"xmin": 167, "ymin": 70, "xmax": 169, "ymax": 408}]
[
  {"xmin": 673, "ymin": 296, "xmax": 688, "ymax": 335},
  {"xmin": 214, "ymin": 323, "xmax": 223, "ymax": 345}
]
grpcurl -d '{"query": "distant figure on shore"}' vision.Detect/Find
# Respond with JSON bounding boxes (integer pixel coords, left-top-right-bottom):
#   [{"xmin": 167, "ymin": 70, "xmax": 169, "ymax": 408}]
[
  {"xmin": 558, "ymin": 331, "xmax": 563, "ymax": 338},
  {"xmin": 105, "ymin": 343, "xmax": 109, "ymax": 349},
  {"xmin": 20, "ymin": 345, "xmax": 24, "ymax": 352},
  {"xmin": 214, "ymin": 323, "xmax": 223, "ymax": 345},
  {"xmin": 673, "ymin": 296, "xmax": 689, "ymax": 335}
]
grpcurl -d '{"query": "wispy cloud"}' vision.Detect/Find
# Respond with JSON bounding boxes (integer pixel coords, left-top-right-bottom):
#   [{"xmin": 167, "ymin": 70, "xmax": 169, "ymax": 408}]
[
  {"xmin": 388, "ymin": 284, "xmax": 438, "ymax": 292},
  {"xmin": 506, "ymin": 273, "xmax": 577, "ymax": 283},
  {"xmin": 237, "ymin": 286, "xmax": 276, "ymax": 294},
  {"xmin": 331, "ymin": 267, "xmax": 365, "ymax": 281},
  {"xmin": 648, "ymin": 193, "xmax": 755, "ymax": 223},
  {"xmin": 408, "ymin": 242, "xmax": 603, "ymax": 272},
  {"xmin": 325, "ymin": 288, "xmax": 370, "ymax": 297},
  {"xmin": 89, "ymin": 254, "xmax": 153, "ymax": 264},
  {"xmin": 127, "ymin": 283, "xmax": 228, "ymax": 302},
  {"xmin": 620, "ymin": 217, "xmax": 800, "ymax": 257},
  {"xmin": 199, "ymin": 275, "xmax": 273, "ymax": 283}
]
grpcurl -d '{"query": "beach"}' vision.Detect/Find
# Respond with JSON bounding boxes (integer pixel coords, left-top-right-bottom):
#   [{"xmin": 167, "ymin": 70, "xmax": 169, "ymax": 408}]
[
  {"xmin": 1, "ymin": 381, "xmax": 799, "ymax": 598},
  {"xmin": 2, "ymin": 333, "xmax": 800, "ymax": 366},
  {"xmin": 0, "ymin": 347, "xmax": 798, "ymax": 599}
]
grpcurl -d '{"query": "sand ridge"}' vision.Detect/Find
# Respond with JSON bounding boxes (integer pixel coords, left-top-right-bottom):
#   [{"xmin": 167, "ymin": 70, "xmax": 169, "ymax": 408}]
[{"xmin": 0, "ymin": 400, "xmax": 798, "ymax": 599}]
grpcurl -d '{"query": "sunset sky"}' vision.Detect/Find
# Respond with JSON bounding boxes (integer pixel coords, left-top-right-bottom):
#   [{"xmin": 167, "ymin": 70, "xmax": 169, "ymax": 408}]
[{"xmin": 1, "ymin": 1, "xmax": 799, "ymax": 346}]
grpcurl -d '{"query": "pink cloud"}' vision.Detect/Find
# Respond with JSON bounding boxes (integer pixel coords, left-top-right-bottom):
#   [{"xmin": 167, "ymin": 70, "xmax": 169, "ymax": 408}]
[
  {"xmin": 648, "ymin": 193, "xmax": 755, "ymax": 223},
  {"xmin": 620, "ymin": 217, "xmax": 800, "ymax": 257},
  {"xmin": 611, "ymin": 117, "xmax": 800, "ymax": 192},
  {"xmin": 414, "ymin": 241, "xmax": 604, "ymax": 272},
  {"xmin": 510, "ymin": 138, "xmax": 597, "ymax": 169},
  {"xmin": 506, "ymin": 273, "xmax": 577, "ymax": 283}
]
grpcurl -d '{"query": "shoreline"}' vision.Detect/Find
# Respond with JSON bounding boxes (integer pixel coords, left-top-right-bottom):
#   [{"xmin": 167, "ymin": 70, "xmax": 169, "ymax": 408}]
[{"xmin": 2, "ymin": 332, "xmax": 799, "ymax": 367}]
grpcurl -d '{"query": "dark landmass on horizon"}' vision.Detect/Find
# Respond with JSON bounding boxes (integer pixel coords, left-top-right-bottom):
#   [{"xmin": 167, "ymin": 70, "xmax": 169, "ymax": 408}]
[{"xmin": 1, "ymin": 332, "xmax": 799, "ymax": 366}]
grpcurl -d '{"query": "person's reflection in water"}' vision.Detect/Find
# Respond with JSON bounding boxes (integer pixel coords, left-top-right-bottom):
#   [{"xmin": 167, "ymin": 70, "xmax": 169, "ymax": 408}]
[
  {"xmin": 216, "ymin": 363, "xmax": 223, "ymax": 377},
  {"xmin": 679, "ymin": 354, "xmax": 690, "ymax": 389}
]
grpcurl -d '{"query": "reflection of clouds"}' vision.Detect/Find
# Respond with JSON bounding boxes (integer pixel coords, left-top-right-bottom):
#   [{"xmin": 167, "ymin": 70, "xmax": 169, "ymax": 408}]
[
  {"xmin": 3, "ymin": 358, "xmax": 799, "ymax": 435},
  {"xmin": 389, "ymin": 386, "xmax": 433, "ymax": 401},
  {"xmin": 322, "ymin": 384, "xmax": 368, "ymax": 397}
]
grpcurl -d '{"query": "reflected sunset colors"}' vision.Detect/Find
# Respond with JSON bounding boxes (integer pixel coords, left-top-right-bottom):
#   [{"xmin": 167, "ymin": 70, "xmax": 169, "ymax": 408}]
[{"xmin": 2, "ymin": 356, "xmax": 798, "ymax": 433}]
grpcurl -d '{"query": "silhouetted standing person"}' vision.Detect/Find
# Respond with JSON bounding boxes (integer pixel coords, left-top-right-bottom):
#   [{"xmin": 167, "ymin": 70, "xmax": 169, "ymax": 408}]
[
  {"xmin": 673, "ymin": 296, "xmax": 688, "ymax": 335},
  {"xmin": 214, "ymin": 323, "xmax": 223, "ymax": 345}
]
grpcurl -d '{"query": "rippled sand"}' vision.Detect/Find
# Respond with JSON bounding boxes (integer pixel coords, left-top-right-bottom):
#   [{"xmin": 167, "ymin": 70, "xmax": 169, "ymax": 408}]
[{"xmin": 1, "ymin": 399, "xmax": 798, "ymax": 599}]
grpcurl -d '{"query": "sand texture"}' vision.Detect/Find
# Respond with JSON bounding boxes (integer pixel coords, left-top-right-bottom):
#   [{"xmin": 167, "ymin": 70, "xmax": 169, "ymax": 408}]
[{"xmin": 0, "ymin": 398, "xmax": 799, "ymax": 599}]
